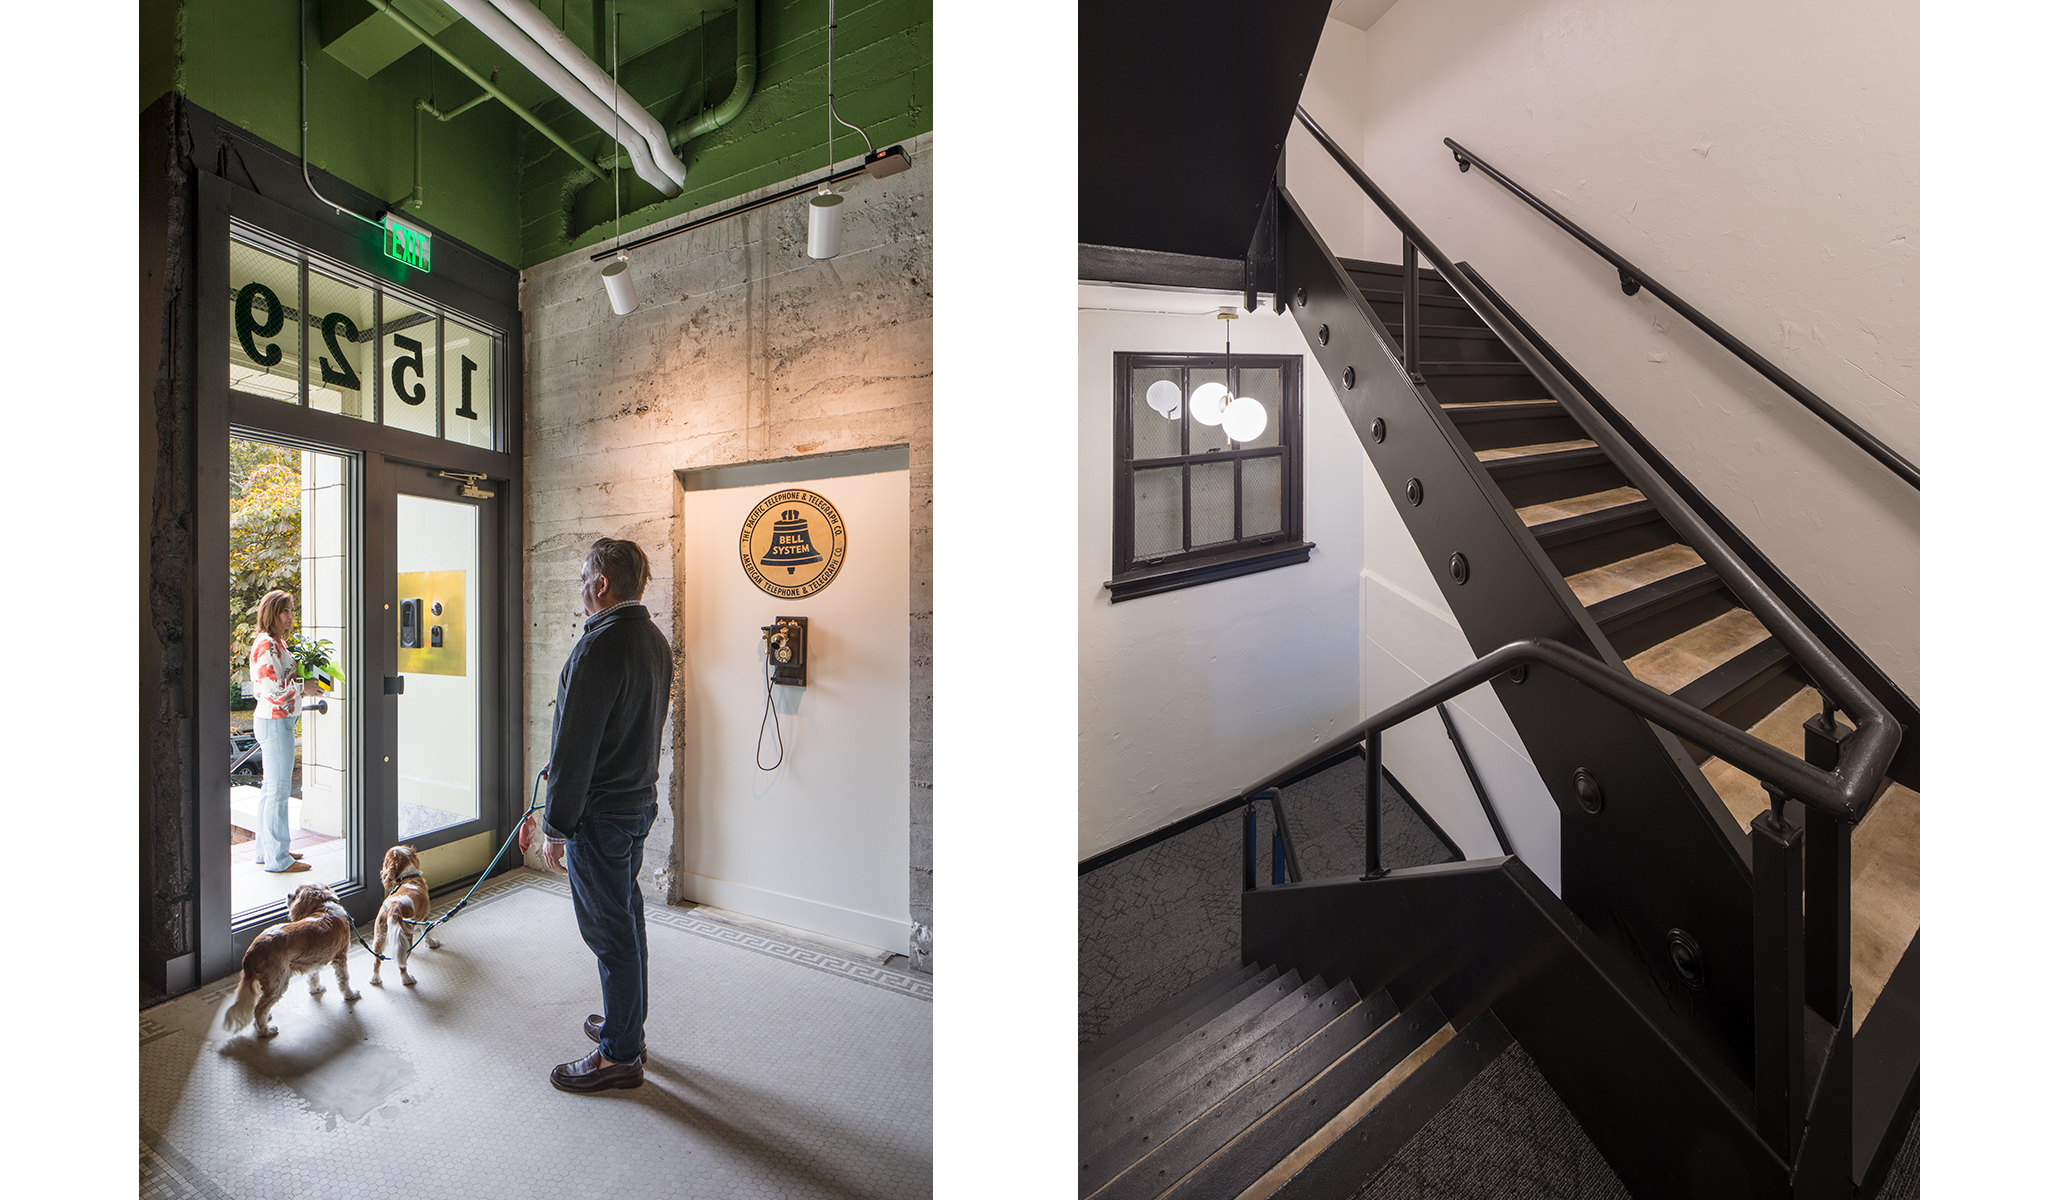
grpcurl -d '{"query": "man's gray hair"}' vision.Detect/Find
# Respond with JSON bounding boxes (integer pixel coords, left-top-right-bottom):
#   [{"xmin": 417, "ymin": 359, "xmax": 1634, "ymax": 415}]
[{"xmin": 584, "ymin": 537, "xmax": 652, "ymax": 601}]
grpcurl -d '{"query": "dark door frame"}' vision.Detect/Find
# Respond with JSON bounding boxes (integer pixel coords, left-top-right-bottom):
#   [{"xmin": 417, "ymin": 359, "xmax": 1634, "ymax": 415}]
[{"xmin": 189, "ymin": 168, "xmax": 524, "ymax": 986}]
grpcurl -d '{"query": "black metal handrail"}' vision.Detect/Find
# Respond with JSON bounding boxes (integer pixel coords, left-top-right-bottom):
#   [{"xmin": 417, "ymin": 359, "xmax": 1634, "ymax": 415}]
[
  {"xmin": 1290, "ymin": 106, "xmax": 1900, "ymax": 826},
  {"xmin": 1236, "ymin": 638, "xmax": 1877, "ymax": 825},
  {"xmin": 1442, "ymin": 136, "xmax": 1918, "ymax": 490}
]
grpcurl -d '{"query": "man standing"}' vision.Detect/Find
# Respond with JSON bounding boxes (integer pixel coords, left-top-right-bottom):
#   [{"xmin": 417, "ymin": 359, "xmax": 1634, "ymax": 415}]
[{"xmin": 535, "ymin": 537, "xmax": 672, "ymax": 1093}]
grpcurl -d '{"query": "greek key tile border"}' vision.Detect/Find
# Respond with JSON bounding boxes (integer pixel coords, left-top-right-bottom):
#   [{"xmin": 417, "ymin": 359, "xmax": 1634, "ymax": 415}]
[
  {"xmin": 399, "ymin": 870, "xmax": 932, "ymax": 1003},
  {"xmin": 140, "ymin": 1120, "xmax": 234, "ymax": 1200}
]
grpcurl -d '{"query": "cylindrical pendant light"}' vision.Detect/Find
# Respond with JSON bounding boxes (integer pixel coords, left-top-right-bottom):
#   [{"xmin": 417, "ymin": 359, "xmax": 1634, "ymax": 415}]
[
  {"xmin": 601, "ymin": 253, "xmax": 638, "ymax": 315},
  {"xmin": 807, "ymin": 191, "xmax": 844, "ymax": 259}
]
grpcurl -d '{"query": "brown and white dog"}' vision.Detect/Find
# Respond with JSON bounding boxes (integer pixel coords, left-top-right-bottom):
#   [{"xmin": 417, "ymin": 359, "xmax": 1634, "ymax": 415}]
[
  {"xmin": 222, "ymin": 883, "xmax": 360, "ymax": 1038},
  {"xmin": 370, "ymin": 844, "xmax": 441, "ymax": 987}
]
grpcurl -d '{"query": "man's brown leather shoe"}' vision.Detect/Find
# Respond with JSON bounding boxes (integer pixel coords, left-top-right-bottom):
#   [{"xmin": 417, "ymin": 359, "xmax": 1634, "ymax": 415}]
[
  {"xmin": 550, "ymin": 1048, "xmax": 643, "ymax": 1093},
  {"xmin": 583, "ymin": 1014, "xmax": 647, "ymax": 1063}
]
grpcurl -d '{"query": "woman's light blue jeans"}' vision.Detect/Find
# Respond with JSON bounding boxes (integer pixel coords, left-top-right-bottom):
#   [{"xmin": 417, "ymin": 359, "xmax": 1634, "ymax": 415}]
[{"xmin": 254, "ymin": 715, "xmax": 296, "ymax": 871}]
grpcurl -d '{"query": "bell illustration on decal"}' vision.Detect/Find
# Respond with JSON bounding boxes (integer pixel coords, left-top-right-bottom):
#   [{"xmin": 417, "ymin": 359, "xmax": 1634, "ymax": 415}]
[{"xmin": 758, "ymin": 510, "xmax": 825, "ymax": 575}]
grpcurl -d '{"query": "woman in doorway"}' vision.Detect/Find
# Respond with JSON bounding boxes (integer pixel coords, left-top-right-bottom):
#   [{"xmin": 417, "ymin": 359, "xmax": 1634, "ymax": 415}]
[{"xmin": 250, "ymin": 590, "xmax": 312, "ymax": 874}]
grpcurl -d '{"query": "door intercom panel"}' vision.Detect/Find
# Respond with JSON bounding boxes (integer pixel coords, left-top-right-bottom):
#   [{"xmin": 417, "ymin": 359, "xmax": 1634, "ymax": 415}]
[
  {"xmin": 396, "ymin": 571, "xmax": 467, "ymax": 675},
  {"xmin": 761, "ymin": 616, "xmax": 808, "ymax": 688},
  {"xmin": 399, "ymin": 598, "xmax": 423, "ymax": 648}
]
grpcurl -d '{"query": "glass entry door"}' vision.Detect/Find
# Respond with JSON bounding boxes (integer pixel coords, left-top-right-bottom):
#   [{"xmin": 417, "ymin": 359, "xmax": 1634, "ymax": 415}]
[
  {"xmin": 376, "ymin": 465, "xmax": 506, "ymax": 885},
  {"xmin": 393, "ymin": 491, "xmax": 482, "ymax": 838},
  {"xmin": 228, "ymin": 436, "xmax": 358, "ymax": 921}
]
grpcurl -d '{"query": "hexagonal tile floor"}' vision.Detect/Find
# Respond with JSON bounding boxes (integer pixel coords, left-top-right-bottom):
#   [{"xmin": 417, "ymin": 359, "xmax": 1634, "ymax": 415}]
[{"xmin": 141, "ymin": 868, "xmax": 931, "ymax": 1199}]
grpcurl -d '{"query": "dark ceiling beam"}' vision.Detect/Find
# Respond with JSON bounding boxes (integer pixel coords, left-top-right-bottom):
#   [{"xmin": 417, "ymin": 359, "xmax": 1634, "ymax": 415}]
[{"xmin": 1079, "ymin": 0, "xmax": 1335, "ymax": 261}]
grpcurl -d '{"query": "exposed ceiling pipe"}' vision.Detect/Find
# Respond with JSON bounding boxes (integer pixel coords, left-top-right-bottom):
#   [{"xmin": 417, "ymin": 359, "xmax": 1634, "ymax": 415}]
[
  {"xmin": 670, "ymin": 0, "xmax": 758, "ymax": 148},
  {"xmin": 442, "ymin": 0, "xmax": 685, "ymax": 197},
  {"xmin": 478, "ymin": 0, "xmax": 688, "ymax": 191}
]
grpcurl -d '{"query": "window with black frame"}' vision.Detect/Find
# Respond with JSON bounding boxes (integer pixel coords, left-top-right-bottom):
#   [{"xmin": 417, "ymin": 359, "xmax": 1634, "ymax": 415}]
[{"xmin": 1107, "ymin": 352, "xmax": 1310, "ymax": 601}]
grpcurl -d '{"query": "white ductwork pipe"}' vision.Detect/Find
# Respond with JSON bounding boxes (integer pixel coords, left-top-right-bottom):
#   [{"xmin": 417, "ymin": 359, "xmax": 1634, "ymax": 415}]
[
  {"xmin": 483, "ymin": 0, "xmax": 688, "ymax": 192},
  {"xmin": 443, "ymin": 0, "xmax": 686, "ymax": 198}
]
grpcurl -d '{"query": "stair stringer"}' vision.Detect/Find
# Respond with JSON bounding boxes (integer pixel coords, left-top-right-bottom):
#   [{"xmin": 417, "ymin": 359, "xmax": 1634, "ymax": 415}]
[
  {"xmin": 1243, "ymin": 859, "xmax": 1792, "ymax": 1200},
  {"xmin": 1278, "ymin": 191, "xmax": 1759, "ymax": 1084}
]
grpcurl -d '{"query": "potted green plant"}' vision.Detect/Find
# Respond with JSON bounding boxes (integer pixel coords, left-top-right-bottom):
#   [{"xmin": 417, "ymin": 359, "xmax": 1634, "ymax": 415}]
[{"xmin": 288, "ymin": 634, "xmax": 346, "ymax": 693}]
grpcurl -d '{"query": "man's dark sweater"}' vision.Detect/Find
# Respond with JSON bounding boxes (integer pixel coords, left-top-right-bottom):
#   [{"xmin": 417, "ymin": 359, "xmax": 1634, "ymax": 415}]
[{"xmin": 544, "ymin": 602, "xmax": 673, "ymax": 840}]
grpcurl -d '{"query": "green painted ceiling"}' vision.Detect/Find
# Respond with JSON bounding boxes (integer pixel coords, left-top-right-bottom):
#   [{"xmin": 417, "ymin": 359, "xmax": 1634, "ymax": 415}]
[{"xmin": 144, "ymin": 0, "xmax": 932, "ymax": 269}]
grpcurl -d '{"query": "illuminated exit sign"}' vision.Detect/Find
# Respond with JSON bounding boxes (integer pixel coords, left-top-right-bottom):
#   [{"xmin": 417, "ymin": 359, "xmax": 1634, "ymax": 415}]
[{"xmin": 383, "ymin": 215, "xmax": 431, "ymax": 273}]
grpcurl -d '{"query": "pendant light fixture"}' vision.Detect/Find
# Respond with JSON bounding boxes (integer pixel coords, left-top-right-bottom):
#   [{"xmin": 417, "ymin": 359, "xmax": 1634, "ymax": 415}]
[
  {"xmin": 1190, "ymin": 307, "xmax": 1269, "ymax": 443},
  {"xmin": 808, "ymin": 0, "xmax": 885, "ymax": 260},
  {"xmin": 600, "ymin": 1, "xmax": 639, "ymax": 314}
]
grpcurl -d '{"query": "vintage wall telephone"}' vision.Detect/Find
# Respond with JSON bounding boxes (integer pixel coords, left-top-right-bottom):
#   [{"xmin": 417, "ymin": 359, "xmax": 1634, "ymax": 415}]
[
  {"xmin": 756, "ymin": 616, "xmax": 808, "ymax": 771},
  {"xmin": 760, "ymin": 616, "xmax": 808, "ymax": 688}
]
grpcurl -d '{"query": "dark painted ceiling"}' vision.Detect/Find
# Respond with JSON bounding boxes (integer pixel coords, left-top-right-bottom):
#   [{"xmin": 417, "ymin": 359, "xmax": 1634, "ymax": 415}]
[{"xmin": 1079, "ymin": 0, "xmax": 1334, "ymax": 261}]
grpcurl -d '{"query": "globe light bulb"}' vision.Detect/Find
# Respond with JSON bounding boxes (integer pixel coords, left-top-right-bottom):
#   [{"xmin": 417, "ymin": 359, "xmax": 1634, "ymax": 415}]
[
  {"xmin": 1189, "ymin": 382, "xmax": 1229, "ymax": 425},
  {"xmin": 1145, "ymin": 379, "xmax": 1182, "ymax": 419},
  {"xmin": 1223, "ymin": 396, "xmax": 1268, "ymax": 443}
]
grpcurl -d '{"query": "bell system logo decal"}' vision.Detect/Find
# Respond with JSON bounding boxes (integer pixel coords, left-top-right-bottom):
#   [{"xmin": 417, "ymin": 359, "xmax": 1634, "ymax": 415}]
[{"xmin": 740, "ymin": 489, "xmax": 848, "ymax": 599}]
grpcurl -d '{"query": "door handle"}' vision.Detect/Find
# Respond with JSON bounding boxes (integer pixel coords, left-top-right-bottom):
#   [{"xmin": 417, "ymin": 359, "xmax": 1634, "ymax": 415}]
[{"xmin": 384, "ymin": 675, "xmax": 406, "ymax": 695}]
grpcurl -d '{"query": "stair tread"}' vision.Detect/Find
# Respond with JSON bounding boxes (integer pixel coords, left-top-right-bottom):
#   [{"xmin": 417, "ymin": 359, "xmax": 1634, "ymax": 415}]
[
  {"xmin": 1089, "ymin": 993, "xmax": 1422, "ymax": 1200},
  {"xmin": 1377, "ymin": 321, "xmax": 1503, "ymax": 338},
  {"xmin": 1416, "ymin": 361, "xmax": 1533, "ymax": 375},
  {"xmin": 1624, "ymin": 607, "xmax": 1771, "ymax": 696},
  {"xmin": 1442, "ymin": 399, "xmax": 1566, "ymax": 417},
  {"xmin": 1518, "ymin": 486, "xmax": 1647, "ymax": 528},
  {"xmin": 1158, "ymin": 997, "xmax": 1451, "ymax": 1200},
  {"xmin": 1475, "ymin": 438, "xmax": 1597, "ymax": 462},
  {"xmin": 1079, "ymin": 980, "xmax": 1371, "ymax": 1194},
  {"xmin": 1082, "ymin": 961, "xmax": 1255, "ymax": 1073},
  {"xmin": 1697, "ymin": 689, "xmax": 1920, "ymax": 1033},
  {"xmin": 1566, "ymin": 543, "xmax": 1708, "ymax": 608},
  {"xmin": 1082, "ymin": 971, "xmax": 1314, "ymax": 1136},
  {"xmin": 1085, "ymin": 966, "xmax": 1285, "ymax": 1090},
  {"xmin": 1230, "ymin": 1024, "xmax": 1461, "ymax": 1200}
]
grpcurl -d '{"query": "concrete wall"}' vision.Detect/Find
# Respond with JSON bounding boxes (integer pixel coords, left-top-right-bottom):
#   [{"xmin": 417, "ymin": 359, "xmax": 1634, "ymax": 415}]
[
  {"xmin": 1077, "ymin": 286, "xmax": 1364, "ymax": 860},
  {"xmin": 1315, "ymin": 0, "xmax": 1919, "ymax": 699},
  {"xmin": 520, "ymin": 133, "xmax": 932, "ymax": 964}
]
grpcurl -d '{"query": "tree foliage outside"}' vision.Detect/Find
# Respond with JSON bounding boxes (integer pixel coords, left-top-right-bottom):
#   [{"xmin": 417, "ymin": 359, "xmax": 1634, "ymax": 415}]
[{"xmin": 229, "ymin": 439, "xmax": 302, "ymax": 680}]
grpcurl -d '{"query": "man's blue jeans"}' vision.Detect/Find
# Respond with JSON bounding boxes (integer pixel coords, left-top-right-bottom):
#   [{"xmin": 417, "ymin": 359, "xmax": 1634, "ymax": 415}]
[{"xmin": 565, "ymin": 803, "xmax": 657, "ymax": 1064}]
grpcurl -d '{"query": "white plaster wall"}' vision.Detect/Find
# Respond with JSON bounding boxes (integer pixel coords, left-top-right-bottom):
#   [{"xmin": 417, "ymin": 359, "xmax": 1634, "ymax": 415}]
[
  {"xmin": 676, "ymin": 465, "xmax": 911, "ymax": 952},
  {"xmin": 1078, "ymin": 286, "xmax": 1365, "ymax": 860},
  {"xmin": 520, "ymin": 135, "xmax": 932, "ymax": 955},
  {"xmin": 1324, "ymin": 0, "xmax": 1918, "ymax": 698},
  {"xmin": 1287, "ymin": 18, "xmax": 1373, "ymax": 262},
  {"xmin": 1358, "ymin": 471, "xmax": 1562, "ymax": 891}
]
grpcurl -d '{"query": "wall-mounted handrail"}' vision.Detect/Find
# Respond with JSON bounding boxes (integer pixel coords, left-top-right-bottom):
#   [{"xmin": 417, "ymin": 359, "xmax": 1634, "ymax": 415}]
[
  {"xmin": 1290, "ymin": 106, "xmax": 1899, "ymax": 825},
  {"xmin": 1442, "ymin": 136, "xmax": 1917, "ymax": 490}
]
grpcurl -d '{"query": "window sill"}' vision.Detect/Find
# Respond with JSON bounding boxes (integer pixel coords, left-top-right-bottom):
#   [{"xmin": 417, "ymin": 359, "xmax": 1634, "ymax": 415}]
[{"xmin": 1104, "ymin": 541, "xmax": 1315, "ymax": 603}]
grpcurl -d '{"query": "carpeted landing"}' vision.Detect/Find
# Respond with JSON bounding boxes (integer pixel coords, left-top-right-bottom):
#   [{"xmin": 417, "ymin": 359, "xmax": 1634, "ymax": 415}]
[{"xmin": 140, "ymin": 868, "xmax": 932, "ymax": 1200}]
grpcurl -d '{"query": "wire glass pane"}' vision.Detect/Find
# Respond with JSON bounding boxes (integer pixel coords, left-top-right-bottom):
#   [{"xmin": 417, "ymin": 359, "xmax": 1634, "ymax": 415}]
[
  {"xmin": 1186, "ymin": 366, "xmax": 1232, "ymax": 453},
  {"xmin": 229, "ymin": 241, "xmax": 303, "ymax": 405},
  {"xmin": 1133, "ymin": 466, "xmax": 1182, "ymax": 558},
  {"xmin": 1190, "ymin": 460, "xmax": 1235, "ymax": 546},
  {"xmin": 1242, "ymin": 455, "xmax": 1282, "ymax": 537},
  {"xmin": 1234, "ymin": 365, "xmax": 1283, "ymax": 448},
  {"xmin": 1131, "ymin": 366, "xmax": 1182, "ymax": 460}
]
